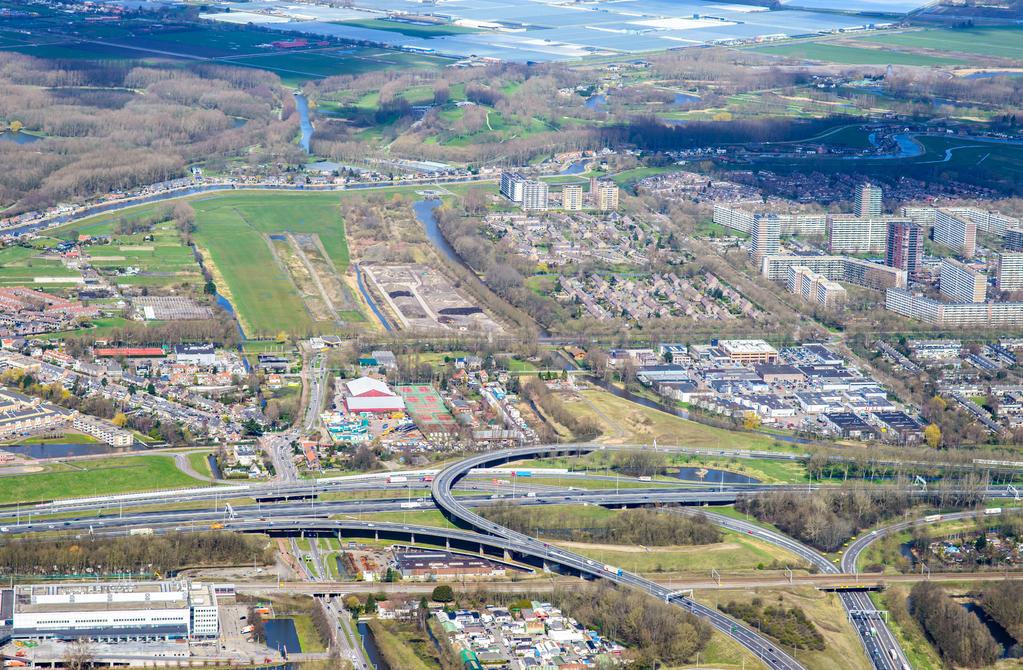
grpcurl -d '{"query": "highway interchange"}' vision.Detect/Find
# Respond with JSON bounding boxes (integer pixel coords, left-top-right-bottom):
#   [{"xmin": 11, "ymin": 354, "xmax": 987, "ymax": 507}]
[{"xmin": 2, "ymin": 443, "xmax": 1019, "ymax": 670}]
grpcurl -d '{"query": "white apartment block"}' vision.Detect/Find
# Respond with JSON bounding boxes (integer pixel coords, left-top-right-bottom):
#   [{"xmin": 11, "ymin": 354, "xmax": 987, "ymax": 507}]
[
  {"xmin": 761, "ymin": 255, "xmax": 907, "ymax": 290},
  {"xmin": 940, "ymin": 259, "xmax": 987, "ymax": 303},
  {"xmin": 901, "ymin": 206, "xmax": 937, "ymax": 227},
  {"xmin": 787, "ymin": 266, "xmax": 847, "ymax": 309},
  {"xmin": 499, "ymin": 172, "xmax": 526, "ymax": 203},
  {"xmin": 712, "ymin": 205, "xmax": 754, "ymax": 234},
  {"xmin": 997, "ymin": 252, "xmax": 1023, "ymax": 292},
  {"xmin": 933, "ymin": 209, "xmax": 977, "ymax": 257},
  {"xmin": 521, "ymin": 180, "xmax": 549, "ymax": 211},
  {"xmin": 72, "ymin": 414, "xmax": 133, "ymax": 447},
  {"xmin": 887, "ymin": 288, "xmax": 1023, "ymax": 328},
  {"xmin": 828, "ymin": 215, "xmax": 894, "ymax": 254},
  {"xmin": 947, "ymin": 207, "xmax": 1019, "ymax": 236}
]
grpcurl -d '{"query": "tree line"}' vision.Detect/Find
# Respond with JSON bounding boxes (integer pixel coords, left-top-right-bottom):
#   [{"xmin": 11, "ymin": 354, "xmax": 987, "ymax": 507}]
[
  {"xmin": 0, "ymin": 532, "xmax": 270, "ymax": 576},
  {"xmin": 480, "ymin": 504, "xmax": 721, "ymax": 546},
  {"xmin": 910, "ymin": 581, "xmax": 1001, "ymax": 668}
]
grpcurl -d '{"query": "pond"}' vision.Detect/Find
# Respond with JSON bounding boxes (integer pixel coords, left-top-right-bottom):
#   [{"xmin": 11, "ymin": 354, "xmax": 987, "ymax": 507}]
[
  {"xmin": 584, "ymin": 94, "xmax": 606, "ymax": 109},
  {"xmin": 560, "ymin": 159, "xmax": 589, "ymax": 175},
  {"xmin": 1, "ymin": 443, "xmax": 143, "ymax": 458},
  {"xmin": 674, "ymin": 92, "xmax": 699, "ymax": 105},
  {"xmin": 676, "ymin": 466, "xmax": 759, "ymax": 485},
  {"xmin": 264, "ymin": 619, "xmax": 302, "ymax": 656},
  {"xmin": 0, "ymin": 131, "xmax": 39, "ymax": 144}
]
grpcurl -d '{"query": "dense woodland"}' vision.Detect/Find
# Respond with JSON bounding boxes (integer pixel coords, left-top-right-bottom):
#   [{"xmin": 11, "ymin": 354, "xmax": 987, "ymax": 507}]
[
  {"xmin": 480, "ymin": 505, "xmax": 722, "ymax": 546},
  {"xmin": 0, "ymin": 54, "xmax": 299, "ymax": 213},
  {"xmin": 735, "ymin": 488, "xmax": 917, "ymax": 552},
  {"xmin": 0, "ymin": 533, "xmax": 270, "ymax": 576}
]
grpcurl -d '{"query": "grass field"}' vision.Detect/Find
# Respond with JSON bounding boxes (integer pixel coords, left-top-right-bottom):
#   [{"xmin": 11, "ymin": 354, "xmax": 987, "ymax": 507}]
[
  {"xmin": 186, "ymin": 452, "xmax": 214, "ymax": 479},
  {"xmin": 61, "ymin": 190, "xmax": 354, "ymax": 336},
  {"xmin": 559, "ymin": 388, "xmax": 795, "ymax": 452},
  {"xmin": 857, "ymin": 26, "xmax": 1023, "ymax": 61},
  {"xmin": 556, "ymin": 527, "xmax": 805, "ymax": 574},
  {"xmin": 749, "ymin": 41, "xmax": 963, "ymax": 66},
  {"xmin": 0, "ymin": 455, "xmax": 207, "ymax": 505},
  {"xmin": 703, "ymin": 588, "xmax": 872, "ymax": 670}
]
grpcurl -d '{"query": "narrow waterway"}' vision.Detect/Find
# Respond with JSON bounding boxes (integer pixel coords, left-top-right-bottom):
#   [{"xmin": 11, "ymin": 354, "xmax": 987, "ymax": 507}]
[
  {"xmin": 295, "ymin": 92, "xmax": 313, "ymax": 154},
  {"xmin": 356, "ymin": 621, "xmax": 389, "ymax": 670},
  {"xmin": 412, "ymin": 198, "xmax": 463, "ymax": 267}
]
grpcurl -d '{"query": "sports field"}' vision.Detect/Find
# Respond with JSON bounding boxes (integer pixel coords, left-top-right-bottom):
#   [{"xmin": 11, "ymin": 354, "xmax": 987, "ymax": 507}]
[
  {"xmin": 750, "ymin": 41, "xmax": 962, "ymax": 66},
  {"xmin": 857, "ymin": 26, "xmax": 1023, "ymax": 61},
  {"xmin": 396, "ymin": 384, "xmax": 458, "ymax": 433}
]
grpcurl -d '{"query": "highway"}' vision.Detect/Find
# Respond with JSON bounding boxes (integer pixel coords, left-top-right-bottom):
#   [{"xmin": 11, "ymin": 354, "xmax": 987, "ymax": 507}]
[
  {"xmin": 672, "ymin": 508, "xmax": 911, "ymax": 670},
  {"xmin": 430, "ymin": 444, "xmax": 808, "ymax": 670}
]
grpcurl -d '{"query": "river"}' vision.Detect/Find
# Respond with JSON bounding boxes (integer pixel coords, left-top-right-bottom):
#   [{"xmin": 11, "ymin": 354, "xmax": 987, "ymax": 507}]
[
  {"xmin": 356, "ymin": 621, "xmax": 388, "ymax": 670},
  {"xmin": 295, "ymin": 92, "xmax": 313, "ymax": 154},
  {"xmin": 412, "ymin": 198, "xmax": 463, "ymax": 267}
]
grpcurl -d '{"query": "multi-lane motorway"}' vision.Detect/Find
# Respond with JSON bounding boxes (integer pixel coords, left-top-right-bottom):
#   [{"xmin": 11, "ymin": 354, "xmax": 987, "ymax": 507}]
[{"xmin": 3, "ymin": 443, "xmax": 1016, "ymax": 670}]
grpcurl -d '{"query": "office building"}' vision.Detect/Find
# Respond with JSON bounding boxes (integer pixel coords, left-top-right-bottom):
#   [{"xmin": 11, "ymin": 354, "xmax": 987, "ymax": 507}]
[
  {"xmin": 828, "ymin": 215, "xmax": 891, "ymax": 254},
  {"xmin": 1005, "ymin": 227, "xmax": 1023, "ymax": 252},
  {"xmin": 717, "ymin": 339, "xmax": 779, "ymax": 364},
  {"xmin": 594, "ymin": 181, "xmax": 619, "ymax": 211},
  {"xmin": 561, "ymin": 184, "xmax": 583, "ymax": 211},
  {"xmin": 996, "ymin": 252, "xmax": 1023, "ymax": 292},
  {"xmin": 761, "ymin": 255, "xmax": 907, "ymax": 290},
  {"xmin": 940, "ymin": 259, "xmax": 986, "ymax": 303},
  {"xmin": 855, "ymin": 183, "xmax": 883, "ymax": 218},
  {"xmin": 520, "ymin": 180, "xmax": 549, "ymax": 211},
  {"xmin": 787, "ymin": 266, "xmax": 847, "ymax": 309},
  {"xmin": 885, "ymin": 220, "xmax": 923, "ymax": 278},
  {"xmin": 887, "ymin": 288, "xmax": 1023, "ymax": 328},
  {"xmin": 499, "ymin": 172, "xmax": 527, "ymax": 203},
  {"xmin": 749, "ymin": 214, "xmax": 780, "ymax": 262},
  {"xmin": 4, "ymin": 581, "xmax": 219, "ymax": 641},
  {"xmin": 933, "ymin": 210, "xmax": 977, "ymax": 257},
  {"xmin": 173, "ymin": 343, "xmax": 215, "ymax": 366}
]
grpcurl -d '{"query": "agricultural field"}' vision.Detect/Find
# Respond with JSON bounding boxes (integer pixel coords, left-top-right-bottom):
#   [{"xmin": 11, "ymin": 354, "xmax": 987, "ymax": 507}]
[
  {"xmin": 60, "ymin": 191, "xmax": 361, "ymax": 337},
  {"xmin": 749, "ymin": 41, "xmax": 962, "ymax": 67},
  {"xmin": 86, "ymin": 221, "xmax": 203, "ymax": 290},
  {"xmin": 0, "ymin": 454, "xmax": 207, "ymax": 505},
  {"xmin": 855, "ymin": 26, "xmax": 1023, "ymax": 61}
]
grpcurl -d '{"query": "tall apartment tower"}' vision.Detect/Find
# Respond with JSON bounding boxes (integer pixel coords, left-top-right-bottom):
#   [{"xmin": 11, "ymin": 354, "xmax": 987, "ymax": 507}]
[
  {"xmin": 885, "ymin": 220, "xmax": 923, "ymax": 278},
  {"xmin": 562, "ymin": 185, "xmax": 583, "ymax": 211},
  {"xmin": 595, "ymin": 181, "xmax": 619, "ymax": 211},
  {"xmin": 933, "ymin": 210, "xmax": 977, "ymax": 258},
  {"xmin": 1005, "ymin": 227, "xmax": 1023, "ymax": 252},
  {"xmin": 749, "ymin": 214, "xmax": 780, "ymax": 263},
  {"xmin": 996, "ymin": 252, "xmax": 1023, "ymax": 292},
  {"xmin": 855, "ymin": 183, "xmax": 883, "ymax": 218},
  {"xmin": 939, "ymin": 259, "xmax": 987, "ymax": 303},
  {"xmin": 521, "ymin": 180, "xmax": 549, "ymax": 211}
]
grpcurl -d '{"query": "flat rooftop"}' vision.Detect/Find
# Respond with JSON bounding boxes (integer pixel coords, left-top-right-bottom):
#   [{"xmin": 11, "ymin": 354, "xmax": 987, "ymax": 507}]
[{"xmin": 13, "ymin": 581, "xmax": 213, "ymax": 614}]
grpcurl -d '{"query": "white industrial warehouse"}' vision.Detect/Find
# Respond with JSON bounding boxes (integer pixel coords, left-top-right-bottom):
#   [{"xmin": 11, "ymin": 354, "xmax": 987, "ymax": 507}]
[{"xmin": 0, "ymin": 581, "xmax": 221, "ymax": 641}]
